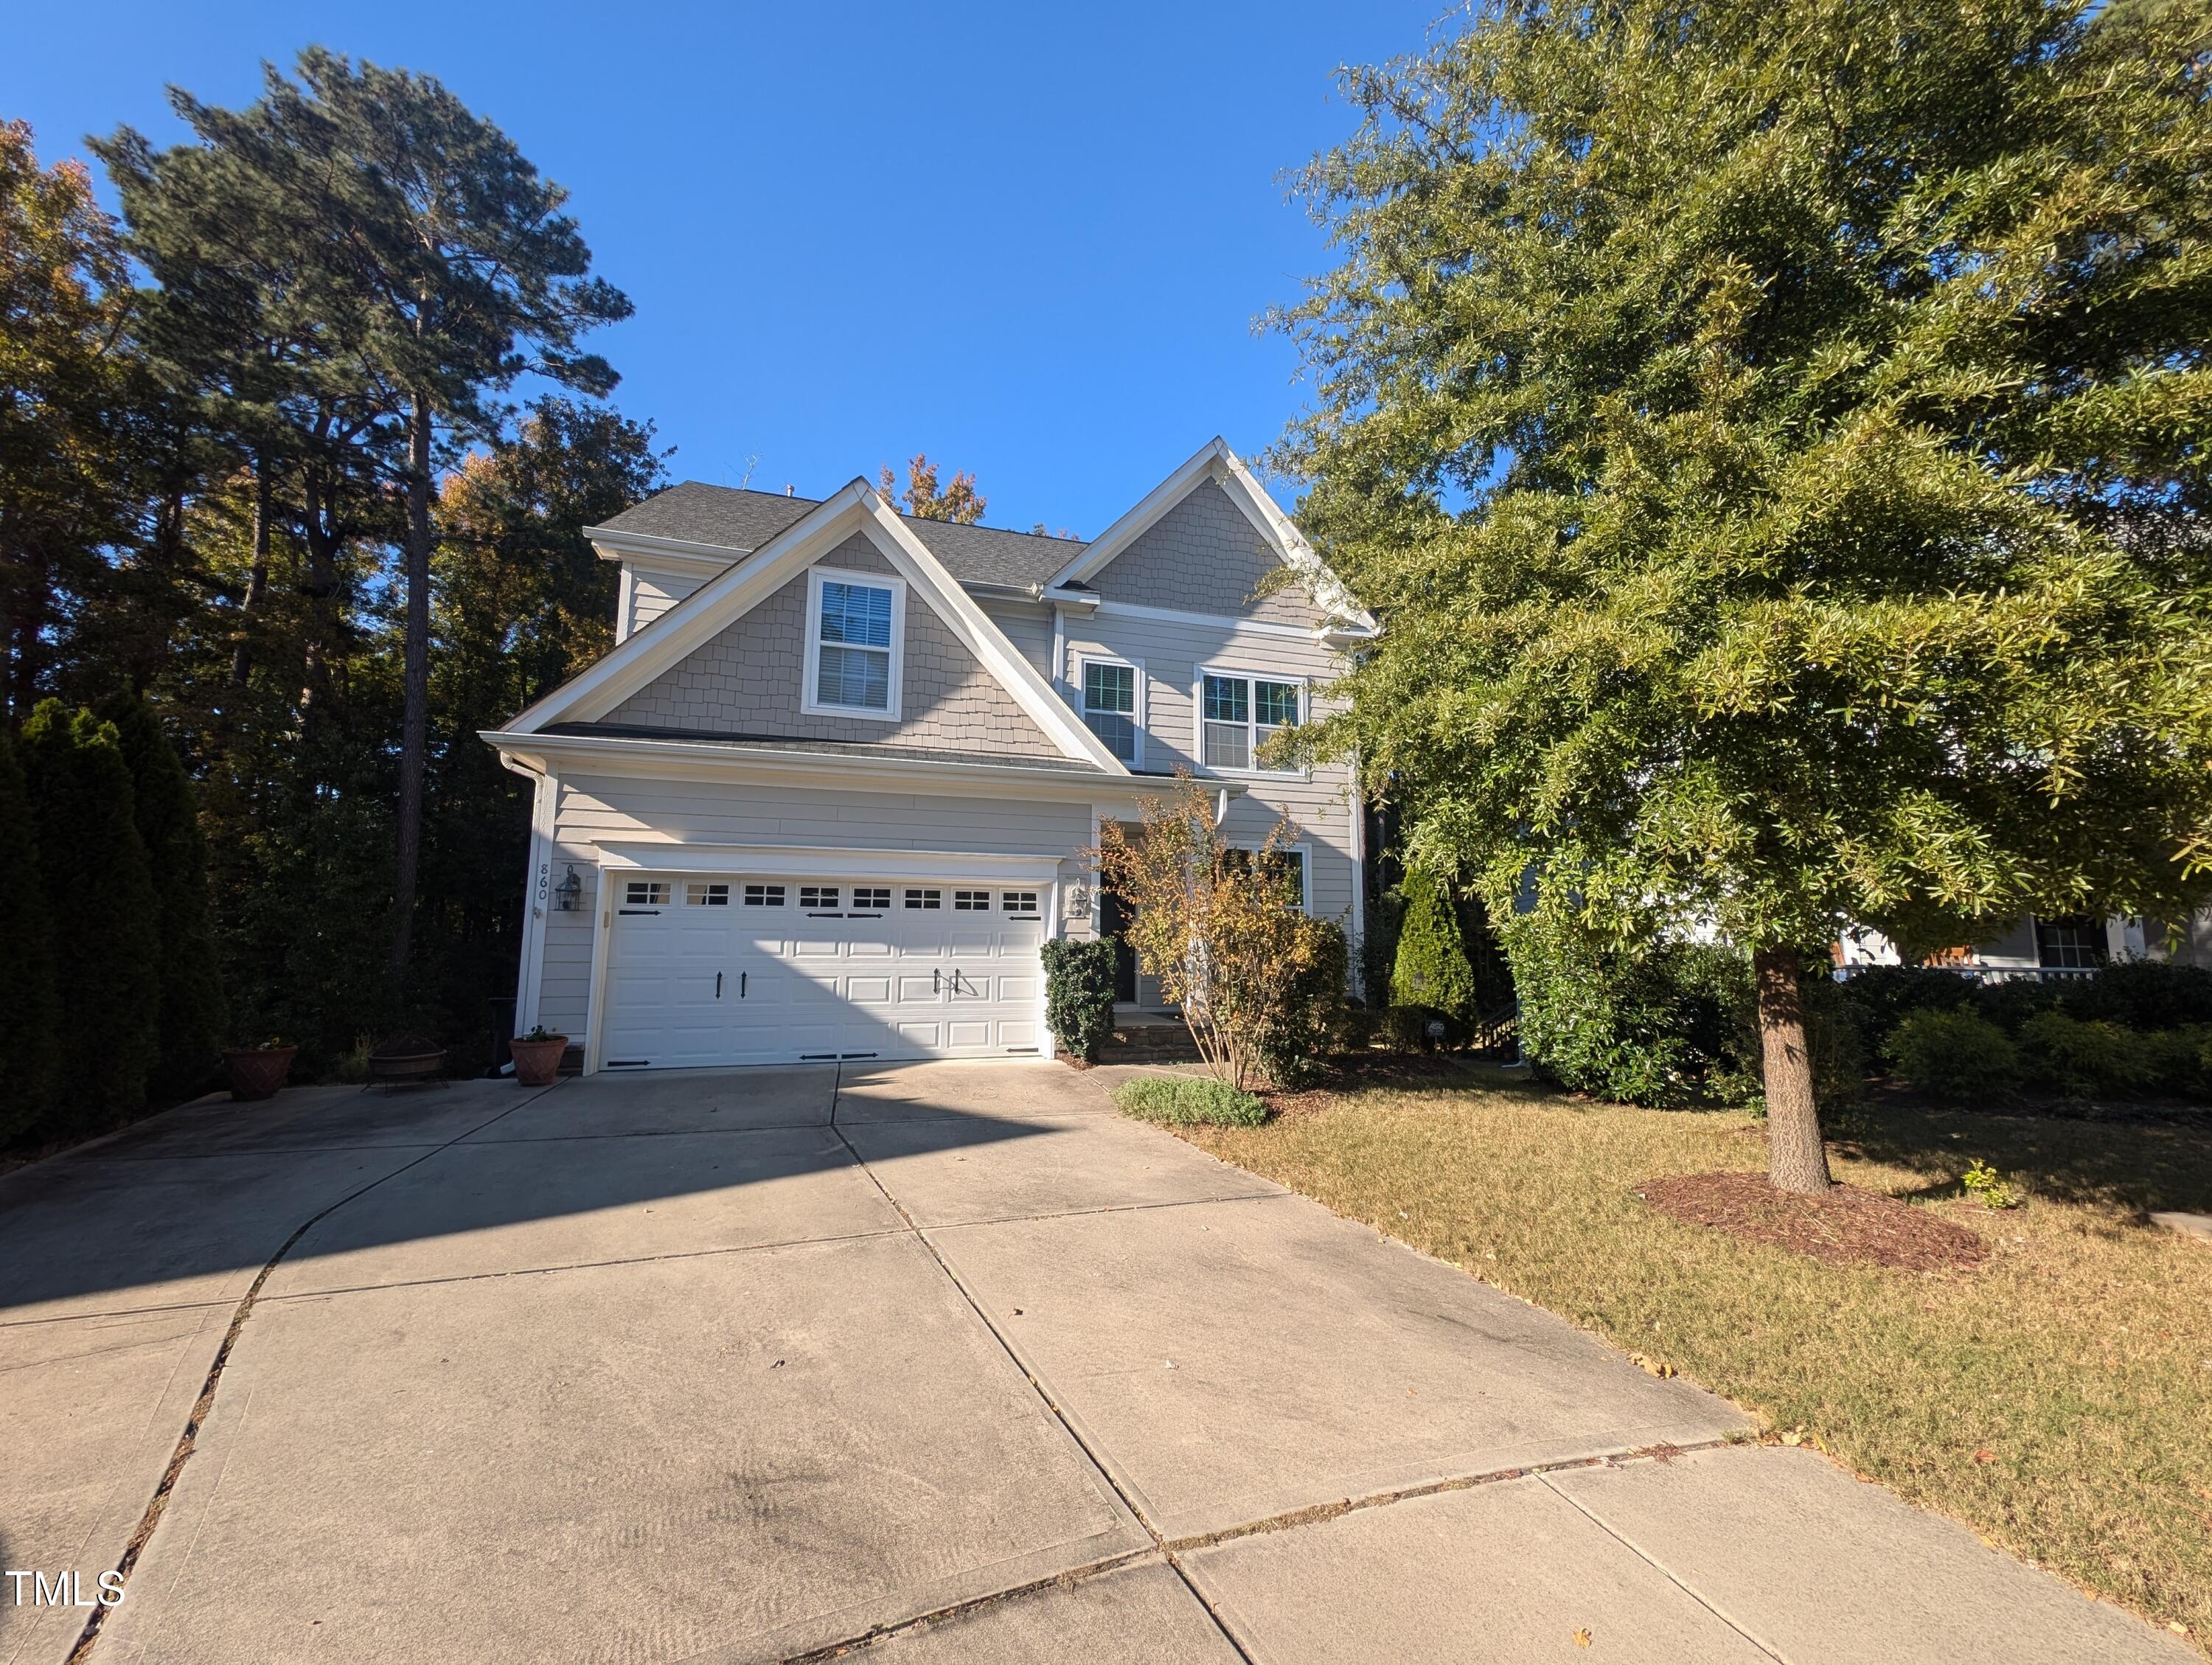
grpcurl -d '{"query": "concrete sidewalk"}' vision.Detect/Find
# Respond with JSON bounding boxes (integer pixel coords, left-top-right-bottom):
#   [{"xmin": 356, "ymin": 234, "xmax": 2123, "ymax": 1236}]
[{"xmin": 0, "ymin": 1063, "xmax": 2191, "ymax": 1664}]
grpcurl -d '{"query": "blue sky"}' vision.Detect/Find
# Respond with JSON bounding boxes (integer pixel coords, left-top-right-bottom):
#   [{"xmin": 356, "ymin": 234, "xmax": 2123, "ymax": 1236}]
[{"xmin": 8, "ymin": 1, "xmax": 1445, "ymax": 537}]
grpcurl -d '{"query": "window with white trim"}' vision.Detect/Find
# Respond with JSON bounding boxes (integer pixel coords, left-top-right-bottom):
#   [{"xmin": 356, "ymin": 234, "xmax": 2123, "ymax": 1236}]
[
  {"xmin": 852, "ymin": 886, "xmax": 891, "ymax": 913},
  {"xmin": 1080, "ymin": 658, "xmax": 1139, "ymax": 763},
  {"xmin": 1001, "ymin": 890, "xmax": 1040, "ymax": 917},
  {"xmin": 800, "ymin": 885, "xmax": 840, "ymax": 911},
  {"xmin": 1220, "ymin": 846, "xmax": 1311, "ymax": 913},
  {"xmin": 686, "ymin": 883, "xmax": 729, "ymax": 906},
  {"xmin": 904, "ymin": 888, "xmax": 942, "ymax": 909},
  {"xmin": 953, "ymin": 889, "xmax": 990, "ymax": 911},
  {"xmin": 1200, "ymin": 672, "xmax": 1301, "ymax": 772},
  {"xmin": 803, "ymin": 569, "xmax": 904, "ymax": 717},
  {"xmin": 624, "ymin": 880, "xmax": 669, "ymax": 906},
  {"xmin": 743, "ymin": 883, "xmax": 786, "ymax": 907}
]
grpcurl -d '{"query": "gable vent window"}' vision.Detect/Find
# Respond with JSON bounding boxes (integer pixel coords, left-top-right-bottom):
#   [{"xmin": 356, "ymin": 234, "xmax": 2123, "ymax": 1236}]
[
  {"xmin": 686, "ymin": 883, "xmax": 729, "ymax": 906},
  {"xmin": 807, "ymin": 574, "xmax": 901, "ymax": 716},
  {"xmin": 743, "ymin": 883, "xmax": 787, "ymax": 907},
  {"xmin": 953, "ymin": 889, "xmax": 991, "ymax": 911},
  {"xmin": 1081, "ymin": 660, "xmax": 1138, "ymax": 762},
  {"xmin": 1202, "ymin": 672, "xmax": 1301, "ymax": 773},
  {"xmin": 904, "ymin": 888, "xmax": 942, "ymax": 909},
  {"xmin": 1001, "ymin": 891, "xmax": 1040, "ymax": 917},
  {"xmin": 853, "ymin": 886, "xmax": 891, "ymax": 912},
  {"xmin": 800, "ymin": 885, "xmax": 839, "ymax": 910},
  {"xmin": 624, "ymin": 880, "xmax": 669, "ymax": 906}
]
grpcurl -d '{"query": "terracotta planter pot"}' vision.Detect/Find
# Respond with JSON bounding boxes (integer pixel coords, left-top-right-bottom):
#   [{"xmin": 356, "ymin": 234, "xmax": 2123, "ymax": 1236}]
[
  {"xmin": 223, "ymin": 1046, "xmax": 297, "ymax": 1102},
  {"xmin": 509, "ymin": 1036, "xmax": 568, "ymax": 1088}
]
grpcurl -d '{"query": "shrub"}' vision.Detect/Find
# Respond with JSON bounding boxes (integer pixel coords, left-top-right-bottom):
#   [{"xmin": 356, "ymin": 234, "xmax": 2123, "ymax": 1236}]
[
  {"xmin": 1834, "ymin": 965, "xmax": 1979, "ymax": 1054},
  {"xmin": 1391, "ymin": 866, "xmax": 1478, "ymax": 1021},
  {"xmin": 18, "ymin": 701, "xmax": 161, "ymax": 1135},
  {"xmin": 2064, "ymin": 960, "xmax": 2212, "ymax": 1031},
  {"xmin": 1253, "ymin": 917, "xmax": 1349, "ymax": 1086},
  {"xmin": 97, "ymin": 691, "xmax": 227, "ymax": 1099},
  {"xmin": 1381, "ymin": 1004, "xmax": 1455, "ymax": 1053},
  {"xmin": 1112, "ymin": 1074, "xmax": 1269, "ymax": 1127},
  {"xmin": 1884, "ymin": 1009, "xmax": 2019, "ymax": 1099},
  {"xmin": 2141, "ymin": 1026, "xmax": 2212, "ymax": 1100},
  {"xmin": 1359, "ymin": 886, "xmax": 1404, "ymax": 1009},
  {"xmin": 1040, "ymin": 936, "xmax": 1119, "ymax": 1062},
  {"xmin": 0, "ymin": 731, "xmax": 59, "ymax": 1144},
  {"xmin": 1502, "ymin": 915, "xmax": 1764, "ymax": 1108},
  {"xmin": 2017, "ymin": 1010, "xmax": 2157, "ymax": 1099},
  {"xmin": 1972, "ymin": 975, "xmax": 2068, "ymax": 1037},
  {"xmin": 1961, "ymin": 1161, "xmax": 2021, "ymax": 1209}
]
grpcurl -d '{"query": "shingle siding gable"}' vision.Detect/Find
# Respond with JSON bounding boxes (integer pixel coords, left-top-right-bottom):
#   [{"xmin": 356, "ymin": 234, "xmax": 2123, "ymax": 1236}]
[
  {"xmin": 605, "ymin": 535, "xmax": 1058, "ymax": 756},
  {"xmin": 1085, "ymin": 479, "xmax": 1322, "ymax": 628}
]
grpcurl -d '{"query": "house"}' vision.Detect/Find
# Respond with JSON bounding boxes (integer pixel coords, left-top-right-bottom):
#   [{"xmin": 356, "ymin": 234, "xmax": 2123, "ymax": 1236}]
[{"xmin": 481, "ymin": 439, "xmax": 1379, "ymax": 1071}]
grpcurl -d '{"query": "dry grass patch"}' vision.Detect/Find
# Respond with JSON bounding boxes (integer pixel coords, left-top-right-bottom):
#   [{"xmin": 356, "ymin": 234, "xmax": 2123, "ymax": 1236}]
[{"xmin": 1181, "ymin": 1064, "xmax": 2212, "ymax": 1652}]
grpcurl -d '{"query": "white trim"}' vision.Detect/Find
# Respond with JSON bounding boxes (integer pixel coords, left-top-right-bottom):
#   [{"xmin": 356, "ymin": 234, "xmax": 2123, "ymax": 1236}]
[
  {"xmin": 511, "ymin": 483, "xmax": 1127, "ymax": 774},
  {"xmin": 482, "ymin": 728, "xmax": 1213, "ymax": 804},
  {"xmin": 1087, "ymin": 596, "xmax": 1350, "ymax": 642},
  {"xmin": 1074, "ymin": 651, "xmax": 1144, "ymax": 769},
  {"xmin": 1192, "ymin": 665, "xmax": 1310, "ymax": 779},
  {"xmin": 1347, "ymin": 754, "xmax": 1367, "ymax": 998},
  {"xmin": 800, "ymin": 566, "xmax": 908, "ymax": 722},
  {"xmin": 585, "ymin": 869, "xmax": 613, "ymax": 1074},
  {"xmin": 505, "ymin": 759, "xmax": 558, "ymax": 1032},
  {"xmin": 614, "ymin": 566, "xmax": 637, "ymax": 646},
  {"xmin": 586, "ymin": 527, "xmax": 755, "ymax": 571},
  {"xmin": 1046, "ymin": 438, "xmax": 1377, "ymax": 636},
  {"xmin": 592, "ymin": 841, "xmax": 1064, "ymax": 883}
]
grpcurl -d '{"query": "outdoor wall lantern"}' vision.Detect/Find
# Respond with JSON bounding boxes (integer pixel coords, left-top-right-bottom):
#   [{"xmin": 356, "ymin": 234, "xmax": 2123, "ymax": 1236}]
[{"xmin": 553, "ymin": 864, "xmax": 583, "ymax": 912}]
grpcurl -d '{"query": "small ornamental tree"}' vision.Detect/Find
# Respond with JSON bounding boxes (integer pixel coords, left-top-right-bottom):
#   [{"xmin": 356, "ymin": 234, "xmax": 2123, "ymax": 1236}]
[
  {"xmin": 19, "ymin": 701, "xmax": 161, "ymax": 1131},
  {"xmin": 97, "ymin": 691, "xmax": 228, "ymax": 1098},
  {"xmin": 1391, "ymin": 866, "xmax": 1478, "ymax": 1023},
  {"xmin": 0, "ymin": 730, "xmax": 60, "ymax": 1142},
  {"xmin": 1279, "ymin": 0, "xmax": 2212, "ymax": 1192},
  {"xmin": 1097, "ymin": 776, "xmax": 1343, "ymax": 1089}
]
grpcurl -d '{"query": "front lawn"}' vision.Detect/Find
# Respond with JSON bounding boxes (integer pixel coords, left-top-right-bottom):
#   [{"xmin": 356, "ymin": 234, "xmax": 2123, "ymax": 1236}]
[{"xmin": 1171, "ymin": 1064, "xmax": 2212, "ymax": 1652}]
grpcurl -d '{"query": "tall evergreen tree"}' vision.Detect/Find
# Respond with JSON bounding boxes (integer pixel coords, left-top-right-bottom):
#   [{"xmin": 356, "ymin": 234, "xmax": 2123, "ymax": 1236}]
[
  {"xmin": 1391, "ymin": 866, "xmax": 1479, "ymax": 1022},
  {"xmin": 1280, "ymin": 0, "xmax": 2212, "ymax": 1190},
  {"xmin": 19, "ymin": 701, "xmax": 160, "ymax": 1131},
  {"xmin": 97, "ymin": 689, "xmax": 227, "ymax": 1096},
  {"xmin": 0, "ymin": 730, "xmax": 60, "ymax": 1142}
]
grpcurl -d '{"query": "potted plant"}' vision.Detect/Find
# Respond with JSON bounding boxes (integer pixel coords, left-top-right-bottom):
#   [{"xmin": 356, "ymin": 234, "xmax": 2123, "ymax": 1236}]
[
  {"xmin": 366, "ymin": 1032, "xmax": 447, "ymax": 1085},
  {"xmin": 223, "ymin": 1037, "xmax": 298, "ymax": 1102},
  {"xmin": 509, "ymin": 1025, "xmax": 568, "ymax": 1088}
]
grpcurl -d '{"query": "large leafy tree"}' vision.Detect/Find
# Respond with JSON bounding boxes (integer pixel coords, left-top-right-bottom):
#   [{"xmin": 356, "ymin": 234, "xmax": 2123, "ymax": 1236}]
[{"xmin": 1279, "ymin": 0, "xmax": 2212, "ymax": 1189}]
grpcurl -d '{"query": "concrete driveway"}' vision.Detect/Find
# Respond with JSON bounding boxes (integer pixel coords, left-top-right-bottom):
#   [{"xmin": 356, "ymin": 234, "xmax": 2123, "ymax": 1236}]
[{"xmin": 0, "ymin": 1063, "xmax": 2188, "ymax": 1665}]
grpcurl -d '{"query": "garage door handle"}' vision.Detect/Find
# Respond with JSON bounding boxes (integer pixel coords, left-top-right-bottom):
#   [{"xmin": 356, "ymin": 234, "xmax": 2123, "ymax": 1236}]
[
  {"xmin": 933, "ymin": 967, "xmax": 940, "ymax": 993},
  {"xmin": 715, "ymin": 972, "xmax": 723, "ymax": 999},
  {"xmin": 741, "ymin": 972, "xmax": 748, "ymax": 998}
]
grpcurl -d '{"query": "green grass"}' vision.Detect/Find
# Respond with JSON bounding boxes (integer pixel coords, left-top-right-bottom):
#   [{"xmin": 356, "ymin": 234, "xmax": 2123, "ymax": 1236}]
[
  {"xmin": 1172, "ymin": 1065, "xmax": 2212, "ymax": 1652},
  {"xmin": 1112, "ymin": 1073, "xmax": 1270, "ymax": 1127}
]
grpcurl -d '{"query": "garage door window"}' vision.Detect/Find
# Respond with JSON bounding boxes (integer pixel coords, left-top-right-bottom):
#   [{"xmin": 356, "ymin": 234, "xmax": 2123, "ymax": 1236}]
[
  {"xmin": 904, "ymin": 888, "xmax": 941, "ymax": 908},
  {"xmin": 954, "ymin": 889, "xmax": 990, "ymax": 911},
  {"xmin": 686, "ymin": 883, "xmax": 729, "ymax": 906},
  {"xmin": 1001, "ymin": 891, "xmax": 1039, "ymax": 917},
  {"xmin": 624, "ymin": 880, "xmax": 669, "ymax": 906},
  {"xmin": 801, "ymin": 885, "xmax": 839, "ymax": 911},
  {"xmin": 852, "ymin": 886, "xmax": 891, "ymax": 914}
]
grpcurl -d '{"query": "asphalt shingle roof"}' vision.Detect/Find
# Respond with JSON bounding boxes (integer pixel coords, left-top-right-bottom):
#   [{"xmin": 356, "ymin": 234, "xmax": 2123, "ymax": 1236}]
[{"xmin": 592, "ymin": 481, "xmax": 1086, "ymax": 593}]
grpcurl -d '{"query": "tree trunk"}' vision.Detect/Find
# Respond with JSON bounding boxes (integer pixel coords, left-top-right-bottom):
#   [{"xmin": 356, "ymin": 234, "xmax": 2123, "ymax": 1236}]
[
  {"xmin": 389, "ymin": 394, "xmax": 434, "ymax": 983},
  {"xmin": 229, "ymin": 457, "xmax": 271, "ymax": 690},
  {"xmin": 1753, "ymin": 947, "xmax": 1832, "ymax": 1193}
]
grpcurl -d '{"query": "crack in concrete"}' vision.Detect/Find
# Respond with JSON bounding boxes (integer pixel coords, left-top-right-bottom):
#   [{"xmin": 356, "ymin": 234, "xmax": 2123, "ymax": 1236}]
[
  {"xmin": 824, "ymin": 1066, "xmax": 1265, "ymax": 1665},
  {"xmin": 60, "ymin": 1079, "xmax": 566, "ymax": 1665}
]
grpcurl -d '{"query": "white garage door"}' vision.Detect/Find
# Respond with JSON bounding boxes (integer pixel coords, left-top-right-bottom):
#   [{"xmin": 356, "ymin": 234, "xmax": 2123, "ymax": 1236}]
[{"xmin": 598, "ymin": 875, "xmax": 1046, "ymax": 1068}]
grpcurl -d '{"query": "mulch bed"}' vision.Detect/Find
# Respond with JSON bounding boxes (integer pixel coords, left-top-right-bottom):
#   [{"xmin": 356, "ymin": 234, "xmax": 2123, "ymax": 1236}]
[{"xmin": 1638, "ymin": 1171, "xmax": 1986, "ymax": 1272}]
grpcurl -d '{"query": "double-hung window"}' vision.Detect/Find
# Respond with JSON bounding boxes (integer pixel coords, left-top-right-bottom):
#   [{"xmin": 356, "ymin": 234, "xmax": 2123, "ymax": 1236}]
[
  {"xmin": 1080, "ymin": 658, "xmax": 1140, "ymax": 763},
  {"xmin": 1200, "ymin": 671, "xmax": 1301, "ymax": 772},
  {"xmin": 803, "ymin": 569, "xmax": 905, "ymax": 718}
]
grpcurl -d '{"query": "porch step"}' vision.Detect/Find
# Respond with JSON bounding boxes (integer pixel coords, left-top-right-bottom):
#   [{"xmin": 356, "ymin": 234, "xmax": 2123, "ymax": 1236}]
[{"xmin": 1097, "ymin": 1025, "xmax": 1203, "ymax": 1066}]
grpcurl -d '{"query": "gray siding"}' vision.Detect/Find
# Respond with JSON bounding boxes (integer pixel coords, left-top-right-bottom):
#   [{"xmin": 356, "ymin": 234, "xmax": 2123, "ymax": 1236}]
[
  {"xmin": 533, "ymin": 773, "xmax": 1093, "ymax": 1038},
  {"xmin": 1062, "ymin": 608, "xmax": 1360, "ymax": 931},
  {"xmin": 607, "ymin": 537, "xmax": 1057, "ymax": 757},
  {"xmin": 623, "ymin": 563, "xmax": 713, "ymax": 638},
  {"xmin": 1088, "ymin": 479, "xmax": 1322, "ymax": 629},
  {"xmin": 980, "ymin": 598, "xmax": 1053, "ymax": 678}
]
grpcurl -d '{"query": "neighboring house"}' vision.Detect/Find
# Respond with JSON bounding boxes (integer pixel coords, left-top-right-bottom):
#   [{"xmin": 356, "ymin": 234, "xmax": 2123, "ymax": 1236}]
[
  {"xmin": 1836, "ymin": 913, "xmax": 2212, "ymax": 977},
  {"xmin": 482, "ymin": 439, "xmax": 1379, "ymax": 1071}
]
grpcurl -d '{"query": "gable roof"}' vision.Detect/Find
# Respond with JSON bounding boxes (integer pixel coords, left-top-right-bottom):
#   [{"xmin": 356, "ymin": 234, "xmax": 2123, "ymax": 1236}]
[
  {"xmin": 591, "ymin": 482, "xmax": 1084, "ymax": 593},
  {"xmin": 1048, "ymin": 437, "xmax": 1377, "ymax": 636},
  {"xmin": 509, "ymin": 480, "xmax": 1127, "ymax": 773}
]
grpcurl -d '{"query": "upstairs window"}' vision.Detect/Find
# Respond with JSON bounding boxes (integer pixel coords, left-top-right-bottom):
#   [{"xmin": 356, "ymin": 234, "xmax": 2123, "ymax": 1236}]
[
  {"xmin": 1081, "ymin": 659, "xmax": 1139, "ymax": 762},
  {"xmin": 2036, "ymin": 915, "xmax": 2107, "ymax": 970},
  {"xmin": 1201, "ymin": 672, "xmax": 1301, "ymax": 772},
  {"xmin": 804, "ymin": 570, "xmax": 904, "ymax": 717}
]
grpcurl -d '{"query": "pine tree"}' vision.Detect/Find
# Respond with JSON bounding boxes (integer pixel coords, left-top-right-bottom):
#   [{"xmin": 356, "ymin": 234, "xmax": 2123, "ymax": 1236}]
[
  {"xmin": 19, "ymin": 701, "xmax": 160, "ymax": 1131},
  {"xmin": 1391, "ymin": 866, "xmax": 1479, "ymax": 1023},
  {"xmin": 97, "ymin": 690, "xmax": 228, "ymax": 1097},
  {"xmin": 0, "ymin": 730, "xmax": 60, "ymax": 1142}
]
